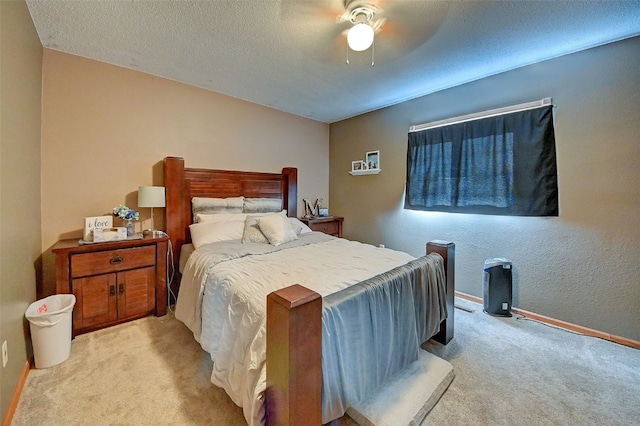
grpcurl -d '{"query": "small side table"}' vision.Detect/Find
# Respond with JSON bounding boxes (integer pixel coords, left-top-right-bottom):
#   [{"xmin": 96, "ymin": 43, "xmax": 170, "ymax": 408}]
[
  {"xmin": 52, "ymin": 235, "xmax": 169, "ymax": 335},
  {"xmin": 300, "ymin": 217, "xmax": 343, "ymax": 238}
]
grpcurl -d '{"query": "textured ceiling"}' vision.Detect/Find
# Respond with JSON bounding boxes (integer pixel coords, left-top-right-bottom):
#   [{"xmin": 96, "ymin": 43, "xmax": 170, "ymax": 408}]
[{"xmin": 26, "ymin": 0, "xmax": 640, "ymax": 123}]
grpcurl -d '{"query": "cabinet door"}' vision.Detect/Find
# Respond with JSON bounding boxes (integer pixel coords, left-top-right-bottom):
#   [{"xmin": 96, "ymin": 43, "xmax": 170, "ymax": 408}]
[
  {"xmin": 72, "ymin": 273, "xmax": 118, "ymax": 331},
  {"xmin": 117, "ymin": 266, "xmax": 156, "ymax": 320}
]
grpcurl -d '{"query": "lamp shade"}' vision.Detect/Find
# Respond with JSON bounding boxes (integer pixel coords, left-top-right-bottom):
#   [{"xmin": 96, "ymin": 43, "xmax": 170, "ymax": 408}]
[
  {"xmin": 347, "ymin": 22, "xmax": 374, "ymax": 51},
  {"xmin": 138, "ymin": 186, "xmax": 166, "ymax": 208}
]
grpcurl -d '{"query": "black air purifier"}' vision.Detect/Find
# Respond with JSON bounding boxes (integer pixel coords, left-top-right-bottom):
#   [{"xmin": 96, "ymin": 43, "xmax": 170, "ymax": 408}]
[{"xmin": 483, "ymin": 258, "xmax": 512, "ymax": 317}]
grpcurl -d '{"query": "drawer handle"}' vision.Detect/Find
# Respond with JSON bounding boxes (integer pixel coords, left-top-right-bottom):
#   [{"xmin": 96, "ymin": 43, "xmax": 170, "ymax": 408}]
[
  {"xmin": 110, "ymin": 256, "xmax": 123, "ymax": 264},
  {"xmin": 110, "ymin": 285, "xmax": 116, "ymax": 296}
]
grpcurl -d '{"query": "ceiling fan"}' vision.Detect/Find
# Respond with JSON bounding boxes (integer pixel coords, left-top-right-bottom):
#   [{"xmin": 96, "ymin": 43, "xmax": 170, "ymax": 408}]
[
  {"xmin": 279, "ymin": 0, "xmax": 448, "ymax": 66},
  {"xmin": 337, "ymin": 1, "xmax": 385, "ymax": 53}
]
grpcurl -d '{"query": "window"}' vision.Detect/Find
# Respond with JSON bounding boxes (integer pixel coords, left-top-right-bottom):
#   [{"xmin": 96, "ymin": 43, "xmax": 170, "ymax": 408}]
[{"xmin": 405, "ymin": 105, "xmax": 558, "ymax": 216}]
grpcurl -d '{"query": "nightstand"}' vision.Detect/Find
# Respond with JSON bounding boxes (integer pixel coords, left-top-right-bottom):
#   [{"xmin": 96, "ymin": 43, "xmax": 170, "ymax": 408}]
[
  {"xmin": 300, "ymin": 217, "xmax": 344, "ymax": 238},
  {"xmin": 52, "ymin": 235, "xmax": 169, "ymax": 336}
]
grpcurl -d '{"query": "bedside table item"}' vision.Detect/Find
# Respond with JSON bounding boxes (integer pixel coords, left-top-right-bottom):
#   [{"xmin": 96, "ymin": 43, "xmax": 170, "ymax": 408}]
[
  {"xmin": 52, "ymin": 236, "xmax": 169, "ymax": 336},
  {"xmin": 138, "ymin": 185, "xmax": 166, "ymax": 234},
  {"xmin": 300, "ymin": 217, "xmax": 344, "ymax": 238}
]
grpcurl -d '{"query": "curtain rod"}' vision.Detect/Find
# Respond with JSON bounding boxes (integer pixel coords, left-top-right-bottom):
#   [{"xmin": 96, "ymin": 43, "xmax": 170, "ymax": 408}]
[{"xmin": 409, "ymin": 97, "xmax": 553, "ymax": 133}]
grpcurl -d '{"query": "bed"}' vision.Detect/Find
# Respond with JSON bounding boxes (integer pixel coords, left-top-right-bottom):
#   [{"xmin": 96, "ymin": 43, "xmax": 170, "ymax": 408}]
[{"xmin": 163, "ymin": 156, "xmax": 455, "ymax": 425}]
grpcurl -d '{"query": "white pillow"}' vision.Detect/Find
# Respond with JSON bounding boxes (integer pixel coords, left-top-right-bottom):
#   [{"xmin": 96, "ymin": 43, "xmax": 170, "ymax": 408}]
[
  {"xmin": 246, "ymin": 209, "xmax": 287, "ymax": 218},
  {"xmin": 243, "ymin": 197, "xmax": 282, "ymax": 214},
  {"xmin": 257, "ymin": 213, "xmax": 298, "ymax": 246},
  {"xmin": 192, "ymin": 196, "xmax": 244, "ymax": 217},
  {"xmin": 289, "ymin": 218, "xmax": 313, "ymax": 235},
  {"xmin": 242, "ymin": 216, "xmax": 269, "ymax": 244},
  {"xmin": 189, "ymin": 220, "xmax": 245, "ymax": 249},
  {"xmin": 194, "ymin": 213, "xmax": 247, "ymax": 224}
]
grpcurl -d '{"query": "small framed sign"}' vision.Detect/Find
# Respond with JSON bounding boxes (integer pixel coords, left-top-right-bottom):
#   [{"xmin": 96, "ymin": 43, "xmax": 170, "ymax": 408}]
[{"xmin": 84, "ymin": 215, "xmax": 113, "ymax": 241}]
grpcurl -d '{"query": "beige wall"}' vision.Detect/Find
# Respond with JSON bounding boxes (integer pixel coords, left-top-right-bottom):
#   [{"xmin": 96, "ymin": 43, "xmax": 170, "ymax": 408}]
[
  {"xmin": 0, "ymin": 0, "xmax": 43, "ymax": 418},
  {"xmin": 40, "ymin": 50, "xmax": 329, "ymax": 293},
  {"xmin": 330, "ymin": 36, "xmax": 640, "ymax": 341}
]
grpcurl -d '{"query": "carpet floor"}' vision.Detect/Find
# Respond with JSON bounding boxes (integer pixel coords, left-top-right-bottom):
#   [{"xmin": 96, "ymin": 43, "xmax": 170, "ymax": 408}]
[{"xmin": 12, "ymin": 297, "xmax": 640, "ymax": 425}]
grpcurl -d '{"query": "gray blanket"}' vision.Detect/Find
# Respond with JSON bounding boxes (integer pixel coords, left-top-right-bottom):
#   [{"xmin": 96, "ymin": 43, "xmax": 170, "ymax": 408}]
[{"xmin": 320, "ymin": 254, "xmax": 447, "ymax": 422}]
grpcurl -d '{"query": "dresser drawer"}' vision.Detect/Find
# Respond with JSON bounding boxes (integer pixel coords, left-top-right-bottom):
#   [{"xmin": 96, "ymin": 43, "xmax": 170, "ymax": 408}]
[
  {"xmin": 311, "ymin": 221, "xmax": 339, "ymax": 235},
  {"xmin": 71, "ymin": 245, "xmax": 156, "ymax": 278}
]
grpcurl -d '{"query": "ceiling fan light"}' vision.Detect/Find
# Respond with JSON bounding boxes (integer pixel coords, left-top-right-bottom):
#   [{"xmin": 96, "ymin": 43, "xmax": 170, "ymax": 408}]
[{"xmin": 347, "ymin": 22, "xmax": 374, "ymax": 51}]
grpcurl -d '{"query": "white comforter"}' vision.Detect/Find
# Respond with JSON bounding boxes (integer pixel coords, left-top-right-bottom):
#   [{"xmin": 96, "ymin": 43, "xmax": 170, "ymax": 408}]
[{"xmin": 175, "ymin": 233, "xmax": 418, "ymax": 425}]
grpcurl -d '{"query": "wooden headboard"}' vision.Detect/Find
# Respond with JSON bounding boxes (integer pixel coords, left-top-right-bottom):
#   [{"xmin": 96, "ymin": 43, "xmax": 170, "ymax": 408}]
[{"xmin": 163, "ymin": 156, "xmax": 298, "ymax": 268}]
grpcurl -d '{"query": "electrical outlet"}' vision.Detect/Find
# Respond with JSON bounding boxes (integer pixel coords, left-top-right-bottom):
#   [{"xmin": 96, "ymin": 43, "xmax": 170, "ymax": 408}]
[{"xmin": 2, "ymin": 341, "xmax": 7, "ymax": 368}]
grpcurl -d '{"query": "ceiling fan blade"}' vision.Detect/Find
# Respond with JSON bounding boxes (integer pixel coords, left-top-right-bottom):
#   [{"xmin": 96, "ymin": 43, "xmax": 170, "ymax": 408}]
[
  {"xmin": 371, "ymin": 1, "xmax": 450, "ymax": 59},
  {"xmin": 279, "ymin": 0, "xmax": 344, "ymax": 22}
]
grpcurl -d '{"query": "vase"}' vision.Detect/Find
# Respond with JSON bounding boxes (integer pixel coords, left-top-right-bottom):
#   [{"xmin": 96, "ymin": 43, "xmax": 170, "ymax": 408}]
[{"xmin": 124, "ymin": 219, "xmax": 135, "ymax": 237}]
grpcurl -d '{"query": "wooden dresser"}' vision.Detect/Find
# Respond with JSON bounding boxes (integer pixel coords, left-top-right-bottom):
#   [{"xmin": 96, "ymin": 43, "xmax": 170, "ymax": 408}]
[
  {"xmin": 52, "ymin": 236, "xmax": 169, "ymax": 336},
  {"xmin": 300, "ymin": 216, "xmax": 343, "ymax": 238}
]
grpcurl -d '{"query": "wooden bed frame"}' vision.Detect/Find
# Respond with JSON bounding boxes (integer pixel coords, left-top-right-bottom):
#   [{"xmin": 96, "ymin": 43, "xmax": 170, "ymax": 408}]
[{"xmin": 163, "ymin": 156, "xmax": 454, "ymax": 425}]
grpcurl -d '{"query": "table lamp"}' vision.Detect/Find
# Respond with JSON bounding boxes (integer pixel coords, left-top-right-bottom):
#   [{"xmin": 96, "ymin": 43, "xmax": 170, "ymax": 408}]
[{"xmin": 138, "ymin": 186, "xmax": 165, "ymax": 236}]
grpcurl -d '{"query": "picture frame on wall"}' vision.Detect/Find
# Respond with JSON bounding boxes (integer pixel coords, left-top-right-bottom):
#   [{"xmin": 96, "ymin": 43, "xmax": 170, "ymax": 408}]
[
  {"xmin": 351, "ymin": 160, "xmax": 365, "ymax": 172},
  {"xmin": 366, "ymin": 150, "xmax": 380, "ymax": 170}
]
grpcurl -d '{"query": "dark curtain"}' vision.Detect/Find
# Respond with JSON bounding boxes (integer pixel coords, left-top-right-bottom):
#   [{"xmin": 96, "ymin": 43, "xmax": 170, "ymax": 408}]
[{"xmin": 405, "ymin": 105, "xmax": 558, "ymax": 216}]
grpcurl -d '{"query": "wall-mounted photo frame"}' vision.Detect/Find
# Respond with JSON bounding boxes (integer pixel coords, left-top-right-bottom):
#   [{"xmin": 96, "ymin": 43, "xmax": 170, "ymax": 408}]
[
  {"xmin": 349, "ymin": 151, "xmax": 381, "ymax": 176},
  {"xmin": 366, "ymin": 150, "xmax": 380, "ymax": 170}
]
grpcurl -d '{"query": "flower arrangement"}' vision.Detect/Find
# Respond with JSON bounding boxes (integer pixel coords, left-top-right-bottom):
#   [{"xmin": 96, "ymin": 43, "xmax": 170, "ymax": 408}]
[{"xmin": 112, "ymin": 205, "xmax": 140, "ymax": 221}]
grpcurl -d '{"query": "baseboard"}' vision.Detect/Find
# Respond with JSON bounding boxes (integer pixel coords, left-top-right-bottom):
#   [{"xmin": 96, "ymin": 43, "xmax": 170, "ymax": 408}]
[
  {"xmin": 2, "ymin": 360, "xmax": 31, "ymax": 426},
  {"xmin": 455, "ymin": 291, "xmax": 640, "ymax": 350}
]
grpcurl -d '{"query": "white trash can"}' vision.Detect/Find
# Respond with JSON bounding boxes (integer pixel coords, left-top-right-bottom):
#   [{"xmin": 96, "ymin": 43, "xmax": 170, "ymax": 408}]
[{"xmin": 25, "ymin": 294, "xmax": 76, "ymax": 369}]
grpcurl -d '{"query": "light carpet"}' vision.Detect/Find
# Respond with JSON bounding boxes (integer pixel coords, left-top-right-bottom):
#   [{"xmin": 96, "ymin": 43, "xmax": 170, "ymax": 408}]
[
  {"xmin": 12, "ymin": 297, "xmax": 640, "ymax": 425},
  {"xmin": 424, "ymin": 298, "xmax": 640, "ymax": 425},
  {"xmin": 13, "ymin": 313, "xmax": 245, "ymax": 425},
  {"xmin": 347, "ymin": 350, "xmax": 454, "ymax": 426}
]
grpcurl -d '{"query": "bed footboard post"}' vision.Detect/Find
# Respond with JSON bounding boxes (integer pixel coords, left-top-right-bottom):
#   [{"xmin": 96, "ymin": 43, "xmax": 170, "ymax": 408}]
[
  {"xmin": 427, "ymin": 241, "xmax": 455, "ymax": 345},
  {"xmin": 266, "ymin": 284, "xmax": 322, "ymax": 426}
]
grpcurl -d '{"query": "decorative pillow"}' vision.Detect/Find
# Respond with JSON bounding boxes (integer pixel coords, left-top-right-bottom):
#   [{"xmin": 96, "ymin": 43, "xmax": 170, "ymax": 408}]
[
  {"xmin": 257, "ymin": 213, "xmax": 298, "ymax": 246},
  {"xmin": 289, "ymin": 218, "xmax": 313, "ymax": 235},
  {"xmin": 189, "ymin": 219, "xmax": 245, "ymax": 249},
  {"xmin": 195, "ymin": 212, "xmax": 247, "ymax": 224},
  {"xmin": 243, "ymin": 198, "xmax": 283, "ymax": 214},
  {"xmin": 242, "ymin": 216, "xmax": 269, "ymax": 244},
  {"xmin": 192, "ymin": 196, "xmax": 244, "ymax": 218}
]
